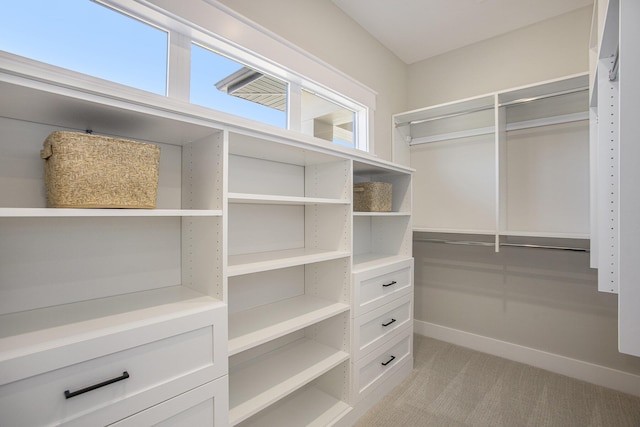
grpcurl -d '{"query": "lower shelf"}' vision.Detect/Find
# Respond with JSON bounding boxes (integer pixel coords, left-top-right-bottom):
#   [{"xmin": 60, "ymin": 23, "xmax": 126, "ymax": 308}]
[
  {"xmin": 229, "ymin": 338, "xmax": 349, "ymax": 425},
  {"xmin": 228, "ymin": 295, "xmax": 349, "ymax": 355},
  {"xmin": 237, "ymin": 385, "xmax": 351, "ymax": 427}
]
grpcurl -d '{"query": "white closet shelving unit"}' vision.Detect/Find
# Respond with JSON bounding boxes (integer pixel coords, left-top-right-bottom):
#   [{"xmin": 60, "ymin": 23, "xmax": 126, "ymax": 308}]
[
  {"xmin": 589, "ymin": 0, "xmax": 640, "ymax": 357},
  {"xmin": 395, "ymin": 73, "xmax": 590, "ymax": 250},
  {"xmin": 0, "ymin": 51, "xmax": 414, "ymax": 425},
  {"xmin": 226, "ymin": 131, "xmax": 353, "ymax": 426}
]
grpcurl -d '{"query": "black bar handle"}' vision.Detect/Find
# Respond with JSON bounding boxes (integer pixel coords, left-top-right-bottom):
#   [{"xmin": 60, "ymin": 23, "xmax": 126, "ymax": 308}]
[
  {"xmin": 381, "ymin": 355, "xmax": 396, "ymax": 366},
  {"xmin": 64, "ymin": 371, "xmax": 130, "ymax": 399},
  {"xmin": 382, "ymin": 281, "xmax": 397, "ymax": 288},
  {"xmin": 382, "ymin": 318, "xmax": 397, "ymax": 327}
]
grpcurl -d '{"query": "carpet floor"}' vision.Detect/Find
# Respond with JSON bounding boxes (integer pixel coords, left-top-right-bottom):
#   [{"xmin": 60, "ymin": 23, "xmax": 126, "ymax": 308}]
[{"xmin": 354, "ymin": 335, "xmax": 640, "ymax": 427}]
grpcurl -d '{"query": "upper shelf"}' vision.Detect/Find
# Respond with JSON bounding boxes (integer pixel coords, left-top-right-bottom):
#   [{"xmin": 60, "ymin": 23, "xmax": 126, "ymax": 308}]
[
  {"xmin": 0, "ymin": 208, "xmax": 222, "ymax": 217},
  {"xmin": 228, "ymin": 193, "xmax": 349, "ymax": 206},
  {"xmin": 395, "ymin": 73, "xmax": 590, "ymax": 147}
]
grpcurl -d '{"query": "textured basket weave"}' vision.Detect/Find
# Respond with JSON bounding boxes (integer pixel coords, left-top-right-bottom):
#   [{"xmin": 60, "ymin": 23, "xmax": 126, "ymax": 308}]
[
  {"xmin": 353, "ymin": 182, "xmax": 392, "ymax": 212},
  {"xmin": 41, "ymin": 131, "xmax": 160, "ymax": 208}
]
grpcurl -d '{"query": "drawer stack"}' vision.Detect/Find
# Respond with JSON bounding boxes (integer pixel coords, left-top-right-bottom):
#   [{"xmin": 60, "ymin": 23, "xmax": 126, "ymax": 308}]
[{"xmin": 351, "ymin": 258, "xmax": 414, "ymax": 402}]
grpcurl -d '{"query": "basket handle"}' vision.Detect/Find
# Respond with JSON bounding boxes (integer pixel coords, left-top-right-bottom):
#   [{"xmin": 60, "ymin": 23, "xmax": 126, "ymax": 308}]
[{"xmin": 40, "ymin": 140, "xmax": 53, "ymax": 159}]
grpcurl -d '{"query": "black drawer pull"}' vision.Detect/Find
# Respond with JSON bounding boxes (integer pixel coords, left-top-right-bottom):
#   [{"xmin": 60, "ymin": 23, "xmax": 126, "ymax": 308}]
[
  {"xmin": 382, "ymin": 318, "xmax": 397, "ymax": 327},
  {"xmin": 381, "ymin": 355, "xmax": 396, "ymax": 366},
  {"xmin": 64, "ymin": 371, "xmax": 130, "ymax": 399},
  {"xmin": 382, "ymin": 281, "xmax": 397, "ymax": 288}
]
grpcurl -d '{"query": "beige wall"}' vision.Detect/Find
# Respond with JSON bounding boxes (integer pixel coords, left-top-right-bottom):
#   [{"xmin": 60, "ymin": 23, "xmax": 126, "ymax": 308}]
[
  {"xmin": 407, "ymin": 6, "xmax": 593, "ymax": 109},
  {"xmin": 215, "ymin": 0, "xmax": 407, "ymax": 161}
]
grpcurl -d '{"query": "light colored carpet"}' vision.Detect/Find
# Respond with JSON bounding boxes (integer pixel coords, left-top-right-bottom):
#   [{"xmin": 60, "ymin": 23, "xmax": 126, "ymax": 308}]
[{"xmin": 354, "ymin": 335, "xmax": 640, "ymax": 427}]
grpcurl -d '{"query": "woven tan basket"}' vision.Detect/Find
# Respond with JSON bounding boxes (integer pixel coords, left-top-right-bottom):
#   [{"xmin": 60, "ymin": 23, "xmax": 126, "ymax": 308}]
[
  {"xmin": 41, "ymin": 131, "xmax": 160, "ymax": 208},
  {"xmin": 353, "ymin": 182, "xmax": 392, "ymax": 212}
]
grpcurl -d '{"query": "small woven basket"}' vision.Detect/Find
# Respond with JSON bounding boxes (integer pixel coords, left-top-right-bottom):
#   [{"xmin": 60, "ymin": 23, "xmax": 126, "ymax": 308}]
[
  {"xmin": 353, "ymin": 182, "xmax": 392, "ymax": 212},
  {"xmin": 41, "ymin": 131, "xmax": 160, "ymax": 208}
]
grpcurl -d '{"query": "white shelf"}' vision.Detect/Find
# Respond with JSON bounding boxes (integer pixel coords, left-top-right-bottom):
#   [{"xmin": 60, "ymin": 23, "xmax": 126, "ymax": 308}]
[
  {"xmin": 352, "ymin": 254, "xmax": 412, "ymax": 274},
  {"xmin": 228, "ymin": 193, "xmax": 349, "ymax": 206},
  {"xmin": 353, "ymin": 211, "xmax": 411, "ymax": 217},
  {"xmin": 500, "ymin": 230, "xmax": 590, "ymax": 239},
  {"xmin": 229, "ymin": 338, "xmax": 349, "ymax": 425},
  {"xmin": 238, "ymin": 386, "xmax": 351, "ymax": 427},
  {"xmin": 228, "ymin": 295, "xmax": 349, "ymax": 356},
  {"xmin": 0, "ymin": 208, "xmax": 222, "ymax": 217},
  {"xmin": 227, "ymin": 248, "xmax": 351, "ymax": 277},
  {"xmin": 412, "ymin": 227, "xmax": 496, "ymax": 235},
  {"xmin": 0, "ymin": 286, "xmax": 223, "ymax": 385}
]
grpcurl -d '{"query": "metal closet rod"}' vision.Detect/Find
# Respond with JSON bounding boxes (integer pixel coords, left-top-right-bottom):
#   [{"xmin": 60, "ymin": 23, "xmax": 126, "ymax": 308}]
[
  {"xmin": 413, "ymin": 237, "xmax": 589, "ymax": 253},
  {"xmin": 395, "ymin": 86, "xmax": 589, "ymax": 128}
]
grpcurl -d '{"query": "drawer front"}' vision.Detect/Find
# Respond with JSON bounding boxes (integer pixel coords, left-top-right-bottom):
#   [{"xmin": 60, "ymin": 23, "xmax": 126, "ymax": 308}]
[
  {"xmin": 353, "ymin": 326, "xmax": 412, "ymax": 402},
  {"xmin": 354, "ymin": 293, "xmax": 412, "ymax": 360},
  {"xmin": 0, "ymin": 325, "xmax": 222, "ymax": 427},
  {"xmin": 109, "ymin": 376, "xmax": 228, "ymax": 427},
  {"xmin": 353, "ymin": 258, "xmax": 413, "ymax": 316}
]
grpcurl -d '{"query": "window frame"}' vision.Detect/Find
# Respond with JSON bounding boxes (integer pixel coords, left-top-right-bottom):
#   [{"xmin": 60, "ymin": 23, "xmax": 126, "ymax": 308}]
[{"xmin": 95, "ymin": 0, "xmax": 373, "ymax": 151}]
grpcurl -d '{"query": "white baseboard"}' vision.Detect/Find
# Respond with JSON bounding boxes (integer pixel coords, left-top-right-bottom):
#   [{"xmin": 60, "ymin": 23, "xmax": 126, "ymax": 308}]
[{"xmin": 415, "ymin": 320, "xmax": 640, "ymax": 397}]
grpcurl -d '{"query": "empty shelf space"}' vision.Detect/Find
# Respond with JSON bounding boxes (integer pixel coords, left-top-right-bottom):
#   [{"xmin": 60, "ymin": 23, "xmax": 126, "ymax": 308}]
[
  {"xmin": 229, "ymin": 338, "xmax": 349, "ymax": 425},
  {"xmin": 0, "ymin": 208, "xmax": 222, "ymax": 217},
  {"xmin": 228, "ymin": 193, "xmax": 349, "ymax": 206},
  {"xmin": 228, "ymin": 295, "xmax": 349, "ymax": 356},
  {"xmin": 0, "ymin": 286, "xmax": 223, "ymax": 385},
  {"xmin": 237, "ymin": 386, "xmax": 351, "ymax": 427},
  {"xmin": 227, "ymin": 249, "xmax": 351, "ymax": 277}
]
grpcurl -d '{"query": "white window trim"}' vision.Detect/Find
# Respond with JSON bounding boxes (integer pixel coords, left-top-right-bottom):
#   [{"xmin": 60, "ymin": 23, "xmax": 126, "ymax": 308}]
[{"xmin": 100, "ymin": 0, "xmax": 375, "ymax": 152}]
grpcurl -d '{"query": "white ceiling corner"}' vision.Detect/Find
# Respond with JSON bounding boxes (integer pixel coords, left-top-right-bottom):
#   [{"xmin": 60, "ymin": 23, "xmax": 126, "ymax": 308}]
[{"xmin": 332, "ymin": 0, "xmax": 594, "ymax": 64}]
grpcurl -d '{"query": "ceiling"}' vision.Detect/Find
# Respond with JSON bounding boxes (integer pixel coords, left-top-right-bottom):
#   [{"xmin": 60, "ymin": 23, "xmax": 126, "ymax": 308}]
[{"xmin": 332, "ymin": 0, "xmax": 593, "ymax": 64}]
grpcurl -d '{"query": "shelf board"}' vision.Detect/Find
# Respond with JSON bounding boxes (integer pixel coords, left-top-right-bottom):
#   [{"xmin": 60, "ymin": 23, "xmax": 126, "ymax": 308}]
[
  {"xmin": 239, "ymin": 385, "xmax": 351, "ymax": 427},
  {"xmin": 228, "ymin": 193, "xmax": 349, "ymax": 206},
  {"xmin": 229, "ymin": 338, "xmax": 349, "ymax": 425},
  {"xmin": 352, "ymin": 254, "xmax": 412, "ymax": 273},
  {"xmin": 0, "ymin": 208, "xmax": 222, "ymax": 217},
  {"xmin": 0, "ymin": 286, "xmax": 223, "ymax": 386},
  {"xmin": 228, "ymin": 295, "xmax": 349, "ymax": 356},
  {"xmin": 500, "ymin": 230, "xmax": 590, "ymax": 239},
  {"xmin": 353, "ymin": 211, "xmax": 411, "ymax": 217},
  {"xmin": 412, "ymin": 227, "xmax": 496, "ymax": 235},
  {"xmin": 227, "ymin": 248, "xmax": 351, "ymax": 277}
]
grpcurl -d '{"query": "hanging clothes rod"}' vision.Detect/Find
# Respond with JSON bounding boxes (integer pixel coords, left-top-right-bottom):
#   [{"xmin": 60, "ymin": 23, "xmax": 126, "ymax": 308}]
[
  {"xmin": 395, "ymin": 86, "xmax": 589, "ymax": 128},
  {"xmin": 413, "ymin": 238, "xmax": 589, "ymax": 253}
]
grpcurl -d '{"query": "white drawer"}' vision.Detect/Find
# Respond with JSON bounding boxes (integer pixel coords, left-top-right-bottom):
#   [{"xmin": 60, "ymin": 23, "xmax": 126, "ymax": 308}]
[
  {"xmin": 353, "ymin": 293, "xmax": 412, "ymax": 360},
  {"xmin": 109, "ymin": 376, "xmax": 228, "ymax": 427},
  {"xmin": 352, "ymin": 326, "xmax": 412, "ymax": 402},
  {"xmin": 0, "ymin": 308, "xmax": 227, "ymax": 427},
  {"xmin": 353, "ymin": 258, "xmax": 413, "ymax": 316}
]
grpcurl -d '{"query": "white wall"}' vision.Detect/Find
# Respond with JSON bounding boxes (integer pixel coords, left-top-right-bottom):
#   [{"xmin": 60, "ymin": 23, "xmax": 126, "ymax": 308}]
[
  {"xmin": 213, "ymin": 0, "xmax": 407, "ymax": 161},
  {"xmin": 407, "ymin": 6, "xmax": 593, "ymax": 109}
]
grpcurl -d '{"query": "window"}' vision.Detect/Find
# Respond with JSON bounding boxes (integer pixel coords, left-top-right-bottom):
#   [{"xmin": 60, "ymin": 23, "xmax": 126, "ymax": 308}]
[
  {"xmin": 0, "ymin": 0, "xmax": 168, "ymax": 95},
  {"xmin": 190, "ymin": 44, "xmax": 286, "ymax": 128}
]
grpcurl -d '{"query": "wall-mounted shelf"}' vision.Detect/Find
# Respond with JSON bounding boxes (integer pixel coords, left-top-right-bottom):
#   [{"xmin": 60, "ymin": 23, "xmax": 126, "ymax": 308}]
[{"xmin": 395, "ymin": 73, "xmax": 590, "ymax": 249}]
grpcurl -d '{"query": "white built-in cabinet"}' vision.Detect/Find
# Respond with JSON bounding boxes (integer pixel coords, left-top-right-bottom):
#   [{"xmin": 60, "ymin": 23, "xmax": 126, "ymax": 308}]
[
  {"xmin": 0, "ymin": 52, "xmax": 413, "ymax": 426},
  {"xmin": 395, "ymin": 73, "xmax": 590, "ymax": 251},
  {"xmin": 589, "ymin": 0, "xmax": 640, "ymax": 357}
]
